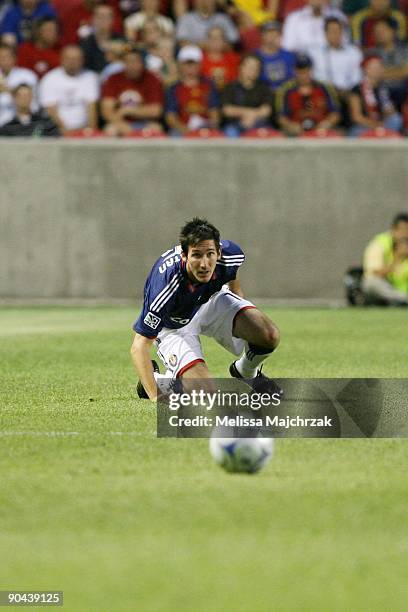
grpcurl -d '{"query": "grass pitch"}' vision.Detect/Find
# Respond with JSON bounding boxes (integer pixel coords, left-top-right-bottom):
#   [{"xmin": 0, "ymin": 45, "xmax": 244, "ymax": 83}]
[{"xmin": 1, "ymin": 306, "xmax": 408, "ymax": 611}]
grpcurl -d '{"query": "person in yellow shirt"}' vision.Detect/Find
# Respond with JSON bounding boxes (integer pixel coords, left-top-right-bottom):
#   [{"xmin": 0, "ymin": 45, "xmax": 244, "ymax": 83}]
[
  {"xmin": 363, "ymin": 212, "xmax": 408, "ymax": 305},
  {"xmin": 231, "ymin": 0, "xmax": 278, "ymax": 27}
]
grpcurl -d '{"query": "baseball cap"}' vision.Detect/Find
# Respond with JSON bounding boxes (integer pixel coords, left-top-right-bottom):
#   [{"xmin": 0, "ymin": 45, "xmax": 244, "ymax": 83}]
[
  {"xmin": 261, "ymin": 20, "xmax": 282, "ymax": 32},
  {"xmin": 294, "ymin": 53, "xmax": 313, "ymax": 69},
  {"xmin": 177, "ymin": 45, "xmax": 203, "ymax": 63}
]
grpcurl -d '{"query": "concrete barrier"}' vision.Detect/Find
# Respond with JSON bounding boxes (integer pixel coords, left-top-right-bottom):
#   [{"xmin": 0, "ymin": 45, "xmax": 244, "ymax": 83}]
[{"xmin": 1, "ymin": 139, "xmax": 407, "ymax": 299}]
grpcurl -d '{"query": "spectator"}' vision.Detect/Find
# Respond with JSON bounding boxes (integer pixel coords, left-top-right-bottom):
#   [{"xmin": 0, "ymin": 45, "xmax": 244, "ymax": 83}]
[
  {"xmin": 348, "ymin": 55, "xmax": 402, "ymax": 135},
  {"xmin": 101, "ymin": 47, "xmax": 163, "ymax": 135},
  {"xmin": 227, "ymin": 2, "xmax": 277, "ymax": 51},
  {"xmin": 255, "ymin": 20, "xmax": 296, "ymax": 92},
  {"xmin": 230, "ymin": 1, "xmax": 277, "ymax": 28},
  {"xmin": 282, "ymin": 0, "xmax": 347, "ymax": 53},
  {"xmin": 351, "ymin": 0, "xmax": 406, "ymax": 49},
  {"xmin": 80, "ymin": 4, "xmax": 122, "ymax": 73},
  {"xmin": 222, "ymin": 53, "xmax": 273, "ymax": 137},
  {"xmin": 0, "ymin": 43, "xmax": 38, "ymax": 126},
  {"xmin": 373, "ymin": 17, "xmax": 408, "ymax": 109},
  {"xmin": 39, "ymin": 45, "xmax": 99, "ymax": 134},
  {"xmin": 139, "ymin": 16, "xmax": 163, "ymax": 52},
  {"xmin": 202, "ymin": 26, "xmax": 240, "ymax": 90},
  {"xmin": 275, "ymin": 53, "xmax": 340, "ymax": 136},
  {"xmin": 362, "ymin": 212, "xmax": 408, "ymax": 305},
  {"xmin": 59, "ymin": 0, "xmax": 123, "ymax": 45},
  {"xmin": 145, "ymin": 35, "xmax": 179, "ymax": 86},
  {"xmin": 0, "ymin": 83, "xmax": 59, "ymax": 135},
  {"xmin": 100, "ymin": 38, "xmax": 127, "ymax": 82},
  {"xmin": 308, "ymin": 17, "xmax": 362, "ymax": 107},
  {"xmin": 176, "ymin": 0, "xmax": 239, "ymax": 46},
  {"xmin": 124, "ymin": 0, "xmax": 174, "ymax": 42},
  {"xmin": 0, "ymin": 0, "xmax": 57, "ymax": 46},
  {"xmin": 17, "ymin": 17, "xmax": 60, "ymax": 79},
  {"xmin": 165, "ymin": 44, "xmax": 220, "ymax": 135}
]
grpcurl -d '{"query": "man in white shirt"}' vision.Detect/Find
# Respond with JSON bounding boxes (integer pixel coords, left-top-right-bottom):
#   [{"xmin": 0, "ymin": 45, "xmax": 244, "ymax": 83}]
[
  {"xmin": 282, "ymin": 0, "xmax": 347, "ymax": 53},
  {"xmin": 176, "ymin": 0, "xmax": 239, "ymax": 46},
  {"xmin": 39, "ymin": 44, "xmax": 99, "ymax": 134},
  {"xmin": 308, "ymin": 17, "xmax": 362, "ymax": 92},
  {"xmin": 0, "ymin": 43, "xmax": 38, "ymax": 126}
]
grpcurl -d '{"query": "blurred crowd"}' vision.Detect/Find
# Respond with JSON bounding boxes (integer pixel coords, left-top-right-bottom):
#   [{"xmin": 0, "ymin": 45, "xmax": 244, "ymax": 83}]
[{"xmin": 1, "ymin": 0, "xmax": 408, "ymax": 137}]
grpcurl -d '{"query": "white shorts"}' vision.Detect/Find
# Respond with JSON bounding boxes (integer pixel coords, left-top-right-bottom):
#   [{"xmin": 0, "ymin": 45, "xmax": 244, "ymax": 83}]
[{"xmin": 155, "ymin": 287, "xmax": 255, "ymax": 377}]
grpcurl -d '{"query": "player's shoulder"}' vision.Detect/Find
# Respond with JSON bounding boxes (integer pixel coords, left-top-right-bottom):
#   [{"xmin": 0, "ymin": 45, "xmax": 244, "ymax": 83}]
[
  {"xmin": 220, "ymin": 239, "xmax": 244, "ymax": 257},
  {"xmin": 218, "ymin": 240, "xmax": 245, "ymax": 267},
  {"xmin": 148, "ymin": 245, "xmax": 184, "ymax": 283}
]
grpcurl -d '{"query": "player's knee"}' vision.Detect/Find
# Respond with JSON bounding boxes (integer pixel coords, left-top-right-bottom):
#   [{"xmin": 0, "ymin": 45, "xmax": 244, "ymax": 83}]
[
  {"xmin": 180, "ymin": 362, "xmax": 215, "ymax": 394},
  {"xmin": 180, "ymin": 362, "xmax": 211, "ymax": 379},
  {"xmin": 260, "ymin": 321, "xmax": 280, "ymax": 350}
]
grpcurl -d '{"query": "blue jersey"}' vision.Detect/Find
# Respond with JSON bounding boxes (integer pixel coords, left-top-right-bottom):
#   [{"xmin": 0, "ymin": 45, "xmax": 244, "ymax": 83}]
[
  {"xmin": 255, "ymin": 49, "xmax": 296, "ymax": 91},
  {"xmin": 133, "ymin": 240, "xmax": 245, "ymax": 338}
]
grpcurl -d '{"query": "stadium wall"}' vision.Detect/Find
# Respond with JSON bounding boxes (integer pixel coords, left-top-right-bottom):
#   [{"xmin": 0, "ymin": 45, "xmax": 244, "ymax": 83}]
[{"xmin": 1, "ymin": 139, "xmax": 407, "ymax": 300}]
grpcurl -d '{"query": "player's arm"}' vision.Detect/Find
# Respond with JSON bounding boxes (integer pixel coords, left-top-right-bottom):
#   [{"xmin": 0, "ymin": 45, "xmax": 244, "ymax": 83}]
[{"xmin": 130, "ymin": 333, "xmax": 158, "ymax": 400}]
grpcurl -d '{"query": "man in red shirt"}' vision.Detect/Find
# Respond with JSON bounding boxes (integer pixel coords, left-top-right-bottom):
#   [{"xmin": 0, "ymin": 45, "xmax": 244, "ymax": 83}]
[
  {"xmin": 17, "ymin": 17, "xmax": 60, "ymax": 78},
  {"xmin": 101, "ymin": 47, "xmax": 164, "ymax": 135},
  {"xmin": 58, "ymin": 0, "xmax": 123, "ymax": 45},
  {"xmin": 165, "ymin": 44, "xmax": 220, "ymax": 135},
  {"xmin": 202, "ymin": 26, "xmax": 240, "ymax": 90}
]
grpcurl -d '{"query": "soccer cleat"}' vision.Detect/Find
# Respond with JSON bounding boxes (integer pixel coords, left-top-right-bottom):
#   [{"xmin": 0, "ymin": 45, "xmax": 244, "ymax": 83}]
[
  {"xmin": 136, "ymin": 360, "xmax": 160, "ymax": 399},
  {"xmin": 229, "ymin": 361, "xmax": 284, "ymax": 399}
]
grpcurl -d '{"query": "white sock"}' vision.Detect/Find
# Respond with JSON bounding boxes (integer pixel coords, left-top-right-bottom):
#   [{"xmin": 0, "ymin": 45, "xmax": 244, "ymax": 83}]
[{"xmin": 235, "ymin": 343, "xmax": 274, "ymax": 377}]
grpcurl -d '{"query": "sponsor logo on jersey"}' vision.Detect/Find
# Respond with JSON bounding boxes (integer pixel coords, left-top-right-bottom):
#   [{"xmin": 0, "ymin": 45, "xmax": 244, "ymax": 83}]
[
  {"xmin": 170, "ymin": 316, "xmax": 191, "ymax": 325},
  {"xmin": 144, "ymin": 312, "xmax": 161, "ymax": 329}
]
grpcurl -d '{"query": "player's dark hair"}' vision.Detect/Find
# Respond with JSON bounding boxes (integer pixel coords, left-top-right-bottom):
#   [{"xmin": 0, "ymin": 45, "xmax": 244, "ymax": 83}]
[
  {"xmin": 392, "ymin": 212, "xmax": 408, "ymax": 226},
  {"xmin": 180, "ymin": 218, "xmax": 221, "ymax": 255}
]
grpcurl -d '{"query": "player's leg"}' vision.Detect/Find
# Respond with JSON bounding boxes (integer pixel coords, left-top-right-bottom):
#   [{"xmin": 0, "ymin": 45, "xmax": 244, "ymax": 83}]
[
  {"xmin": 138, "ymin": 324, "xmax": 215, "ymax": 396},
  {"xmin": 198, "ymin": 289, "xmax": 282, "ymax": 394},
  {"xmin": 232, "ymin": 307, "xmax": 280, "ymax": 377},
  {"xmin": 178, "ymin": 360, "xmax": 216, "ymax": 394}
]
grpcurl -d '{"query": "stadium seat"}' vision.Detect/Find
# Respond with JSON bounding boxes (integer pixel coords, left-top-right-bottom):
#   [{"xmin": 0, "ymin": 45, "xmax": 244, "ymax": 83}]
[
  {"xmin": 184, "ymin": 129, "xmax": 225, "ymax": 138},
  {"xmin": 242, "ymin": 128, "xmax": 283, "ymax": 138},
  {"xmin": 125, "ymin": 130, "xmax": 168, "ymax": 139},
  {"xmin": 64, "ymin": 129, "xmax": 105, "ymax": 138},
  {"xmin": 301, "ymin": 129, "xmax": 344, "ymax": 139},
  {"xmin": 357, "ymin": 128, "xmax": 403, "ymax": 139}
]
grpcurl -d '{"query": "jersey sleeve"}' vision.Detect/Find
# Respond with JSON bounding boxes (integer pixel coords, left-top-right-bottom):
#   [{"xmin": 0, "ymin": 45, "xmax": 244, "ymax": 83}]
[
  {"xmin": 217, "ymin": 240, "xmax": 245, "ymax": 281},
  {"xmin": 132, "ymin": 266, "xmax": 182, "ymax": 338}
]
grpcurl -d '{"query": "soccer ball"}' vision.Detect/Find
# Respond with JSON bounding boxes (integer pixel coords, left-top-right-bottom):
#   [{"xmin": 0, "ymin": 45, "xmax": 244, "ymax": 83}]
[{"xmin": 209, "ymin": 435, "xmax": 274, "ymax": 474}]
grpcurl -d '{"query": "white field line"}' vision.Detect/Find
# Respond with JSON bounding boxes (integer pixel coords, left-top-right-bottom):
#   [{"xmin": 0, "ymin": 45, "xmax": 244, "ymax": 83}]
[{"xmin": 0, "ymin": 431, "xmax": 154, "ymax": 437}]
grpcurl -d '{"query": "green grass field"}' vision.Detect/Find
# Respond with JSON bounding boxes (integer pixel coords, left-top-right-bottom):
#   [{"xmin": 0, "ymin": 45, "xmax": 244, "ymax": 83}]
[{"xmin": 1, "ymin": 306, "xmax": 408, "ymax": 611}]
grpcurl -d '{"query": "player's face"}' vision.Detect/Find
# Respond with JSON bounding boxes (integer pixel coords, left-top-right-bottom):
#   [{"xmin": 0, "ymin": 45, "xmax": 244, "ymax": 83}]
[{"xmin": 184, "ymin": 240, "xmax": 220, "ymax": 284}]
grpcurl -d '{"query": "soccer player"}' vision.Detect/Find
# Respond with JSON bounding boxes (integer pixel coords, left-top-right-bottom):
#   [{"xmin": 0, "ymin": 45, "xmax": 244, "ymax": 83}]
[{"xmin": 131, "ymin": 218, "xmax": 281, "ymax": 401}]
